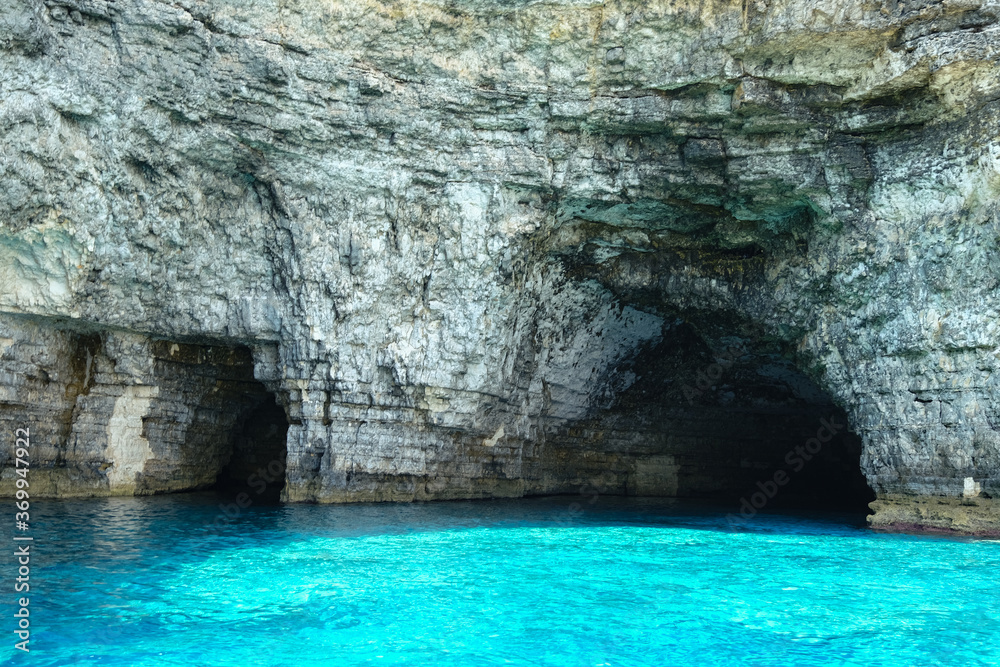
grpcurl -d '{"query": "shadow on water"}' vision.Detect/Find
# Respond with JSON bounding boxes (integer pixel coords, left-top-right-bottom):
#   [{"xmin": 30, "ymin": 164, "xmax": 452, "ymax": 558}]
[{"xmin": 19, "ymin": 492, "xmax": 877, "ymax": 558}]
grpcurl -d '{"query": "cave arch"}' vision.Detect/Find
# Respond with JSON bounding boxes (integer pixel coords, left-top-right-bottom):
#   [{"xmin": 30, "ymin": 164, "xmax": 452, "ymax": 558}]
[
  {"xmin": 118, "ymin": 339, "xmax": 289, "ymax": 499},
  {"xmin": 536, "ymin": 319, "xmax": 875, "ymax": 514}
]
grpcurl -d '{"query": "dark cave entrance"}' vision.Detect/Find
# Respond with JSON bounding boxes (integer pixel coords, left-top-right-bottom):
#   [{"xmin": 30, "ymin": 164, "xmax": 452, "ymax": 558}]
[
  {"xmin": 633, "ymin": 320, "xmax": 876, "ymax": 514},
  {"xmin": 213, "ymin": 376, "xmax": 289, "ymax": 504},
  {"xmin": 146, "ymin": 340, "xmax": 289, "ymax": 501},
  {"xmin": 542, "ymin": 187, "xmax": 880, "ymax": 517},
  {"xmin": 544, "ymin": 319, "xmax": 875, "ymax": 516}
]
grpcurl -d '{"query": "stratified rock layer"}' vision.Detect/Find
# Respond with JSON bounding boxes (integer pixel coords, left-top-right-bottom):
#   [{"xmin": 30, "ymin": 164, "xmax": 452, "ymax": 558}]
[
  {"xmin": 2, "ymin": 0, "xmax": 1000, "ymax": 532},
  {"xmin": 0, "ymin": 315, "xmax": 283, "ymax": 495}
]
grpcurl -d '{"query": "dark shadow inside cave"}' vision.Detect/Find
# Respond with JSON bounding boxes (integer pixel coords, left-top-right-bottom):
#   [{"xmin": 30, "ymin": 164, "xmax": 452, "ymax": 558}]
[
  {"xmin": 542, "ymin": 318, "xmax": 876, "ymax": 515},
  {"xmin": 214, "ymin": 382, "xmax": 289, "ymax": 503},
  {"xmin": 639, "ymin": 320, "xmax": 876, "ymax": 513}
]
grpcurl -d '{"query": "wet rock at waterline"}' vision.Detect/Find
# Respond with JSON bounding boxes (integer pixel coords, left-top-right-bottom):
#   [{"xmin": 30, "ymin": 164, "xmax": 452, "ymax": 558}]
[{"xmin": 1, "ymin": 0, "xmax": 1000, "ymax": 533}]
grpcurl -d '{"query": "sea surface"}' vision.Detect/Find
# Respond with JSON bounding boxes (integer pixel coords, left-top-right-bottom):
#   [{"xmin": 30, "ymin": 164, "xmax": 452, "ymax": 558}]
[{"xmin": 1, "ymin": 493, "xmax": 998, "ymax": 666}]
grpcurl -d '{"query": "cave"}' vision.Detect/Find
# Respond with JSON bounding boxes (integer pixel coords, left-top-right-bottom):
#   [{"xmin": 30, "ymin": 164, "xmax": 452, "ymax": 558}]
[
  {"xmin": 153, "ymin": 342, "xmax": 291, "ymax": 502},
  {"xmin": 531, "ymin": 194, "xmax": 880, "ymax": 515},
  {"xmin": 539, "ymin": 318, "xmax": 876, "ymax": 515},
  {"xmin": 214, "ymin": 390, "xmax": 290, "ymax": 503},
  {"xmin": 86, "ymin": 336, "xmax": 290, "ymax": 500}
]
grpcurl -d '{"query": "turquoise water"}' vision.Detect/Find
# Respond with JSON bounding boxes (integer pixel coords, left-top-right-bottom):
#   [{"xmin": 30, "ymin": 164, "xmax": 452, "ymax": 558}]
[{"xmin": 2, "ymin": 494, "xmax": 999, "ymax": 666}]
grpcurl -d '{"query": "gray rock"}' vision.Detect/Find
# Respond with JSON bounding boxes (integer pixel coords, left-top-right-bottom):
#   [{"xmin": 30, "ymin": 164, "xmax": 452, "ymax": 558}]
[{"xmin": 1, "ymin": 0, "xmax": 1000, "ymax": 532}]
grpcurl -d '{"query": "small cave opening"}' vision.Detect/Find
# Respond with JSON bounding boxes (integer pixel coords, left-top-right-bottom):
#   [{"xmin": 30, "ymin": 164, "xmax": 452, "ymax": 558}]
[
  {"xmin": 144, "ymin": 340, "xmax": 289, "ymax": 501},
  {"xmin": 543, "ymin": 319, "xmax": 876, "ymax": 517},
  {"xmin": 214, "ymin": 389, "xmax": 289, "ymax": 503}
]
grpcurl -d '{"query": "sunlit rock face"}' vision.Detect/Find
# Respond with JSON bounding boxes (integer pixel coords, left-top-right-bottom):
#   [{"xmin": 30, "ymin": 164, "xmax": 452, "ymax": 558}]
[{"xmin": 2, "ymin": 0, "xmax": 1000, "ymax": 531}]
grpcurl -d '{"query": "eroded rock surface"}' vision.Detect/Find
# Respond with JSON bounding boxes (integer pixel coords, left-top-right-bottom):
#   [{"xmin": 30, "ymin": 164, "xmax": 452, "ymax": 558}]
[{"xmin": 2, "ymin": 0, "xmax": 1000, "ymax": 531}]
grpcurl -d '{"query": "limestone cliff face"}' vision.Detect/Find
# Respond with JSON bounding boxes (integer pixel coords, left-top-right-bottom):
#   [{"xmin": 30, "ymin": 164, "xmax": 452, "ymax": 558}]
[{"xmin": 2, "ymin": 0, "xmax": 1000, "ymax": 532}]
